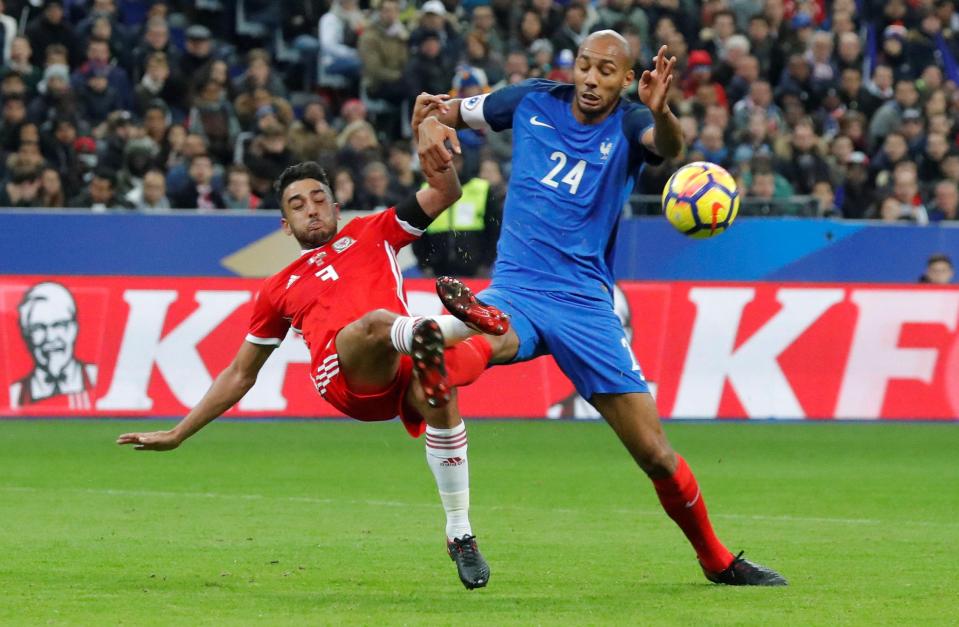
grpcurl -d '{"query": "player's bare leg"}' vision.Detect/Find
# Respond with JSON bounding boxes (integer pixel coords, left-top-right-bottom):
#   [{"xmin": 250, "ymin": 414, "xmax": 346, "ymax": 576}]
[
  {"xmin": 334, "ymin": 309, "xmax": 405, "ymax": 393},
  {"xmin": 407, "ymin": 376, "xmax": 490, "ymax": 589},
  {"xmin": 591, "ymin": 392, "xmax": 787, "ymax": 586}
]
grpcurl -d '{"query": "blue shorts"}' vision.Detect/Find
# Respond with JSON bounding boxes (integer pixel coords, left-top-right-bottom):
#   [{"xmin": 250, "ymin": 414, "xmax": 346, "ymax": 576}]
[{"xmin": 478, "ymin": 286, "xmax": 649, "ymax": 400}]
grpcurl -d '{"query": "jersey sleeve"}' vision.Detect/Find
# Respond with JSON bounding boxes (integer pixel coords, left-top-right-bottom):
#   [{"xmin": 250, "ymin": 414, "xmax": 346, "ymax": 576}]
[
  {"xmin": 461, "ymin": 78, "xmax": 559, "ymax": 132},
  {"xmin": 361, "ymin": 206, "xmax": 423, "ymax": 251},
  {"xmin": 622, "ymin": 104, "xmax": 664, "ymax": 167},
  {"xmin": 245, "ymin": 281, "xmax": 290, "ymax": 347}
]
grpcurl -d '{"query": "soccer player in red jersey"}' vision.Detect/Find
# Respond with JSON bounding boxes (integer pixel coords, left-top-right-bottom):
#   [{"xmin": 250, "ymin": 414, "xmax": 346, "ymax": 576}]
[{"xmin": 117, "ymin": 116, "xmax": 508, "ymax": 589}]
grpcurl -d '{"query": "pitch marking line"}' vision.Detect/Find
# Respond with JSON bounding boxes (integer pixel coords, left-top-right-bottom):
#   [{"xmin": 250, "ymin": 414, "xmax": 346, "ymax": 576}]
[{"xmin": 2, "ymin": 485, "xmax": 955, "ymax": 529}]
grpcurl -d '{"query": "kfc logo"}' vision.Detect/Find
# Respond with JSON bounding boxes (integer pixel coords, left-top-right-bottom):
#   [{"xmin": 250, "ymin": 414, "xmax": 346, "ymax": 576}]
[{"xmin": 8, "ymin": 282, "xmax": 97, "ymax": 409}]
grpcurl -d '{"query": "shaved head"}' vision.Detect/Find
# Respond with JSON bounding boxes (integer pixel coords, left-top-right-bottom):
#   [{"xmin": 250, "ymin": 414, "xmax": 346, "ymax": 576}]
[
  {"xmin": 573, "ymin": 29, "xmax": 635, "ymax": 123},
  {"xmin": 579, "ymin": 30, "xmax": 632, "ymax": 68}
]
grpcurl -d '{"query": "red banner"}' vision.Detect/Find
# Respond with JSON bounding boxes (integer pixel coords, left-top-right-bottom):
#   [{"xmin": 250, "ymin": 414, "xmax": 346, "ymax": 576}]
[{"xmin": 2, "ymin": 276, "xmax": 958, "ymax": 420}]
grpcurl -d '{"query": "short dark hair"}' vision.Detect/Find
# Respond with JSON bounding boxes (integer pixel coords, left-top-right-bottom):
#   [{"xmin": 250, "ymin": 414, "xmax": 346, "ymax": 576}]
[
  {"xmin": 92, "ymin": 166, "xmax": 116, "ymax": 187},
  {"xmin": 274, "ymin": 161, "xmax": 334, "ymax": 211},
  {"xmin": 928, "ymin": 253, "xmax": 954, "ymax": 268}
]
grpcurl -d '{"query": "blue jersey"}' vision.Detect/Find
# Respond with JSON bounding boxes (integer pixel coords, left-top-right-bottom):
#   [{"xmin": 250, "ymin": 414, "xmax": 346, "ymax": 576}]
[{"xmin": 461, "ymin": 79, "xmax": 660, "ymax": 299}]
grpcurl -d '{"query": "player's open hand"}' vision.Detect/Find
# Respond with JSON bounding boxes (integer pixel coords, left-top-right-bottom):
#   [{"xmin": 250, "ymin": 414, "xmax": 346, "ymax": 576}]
[
  {"xmin": 116, "ymin": 430, "xmax": 182, "ymax": 451},
  {"xmin": 411, "ymin": 92, "xmax": 450, "ymax": 141},
  {"xmin": 638, "ymin": 45, "xmax": 676, "ymax": 114},
  {"xmin": 418, "ymin": 116, "xmax": 460, "ymax": 177}
]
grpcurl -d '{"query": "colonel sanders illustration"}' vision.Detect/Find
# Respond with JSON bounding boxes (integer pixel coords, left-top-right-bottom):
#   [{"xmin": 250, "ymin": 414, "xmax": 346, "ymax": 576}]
[{"xmin": 9, "ymin": 282, "xmax": 97, "ymax": 409}]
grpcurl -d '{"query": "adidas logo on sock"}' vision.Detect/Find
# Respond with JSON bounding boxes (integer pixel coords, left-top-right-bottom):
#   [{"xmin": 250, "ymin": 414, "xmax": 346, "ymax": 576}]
[{"xmin": 440, "ymin": 456, "xmax": 465, "ymax": 467}]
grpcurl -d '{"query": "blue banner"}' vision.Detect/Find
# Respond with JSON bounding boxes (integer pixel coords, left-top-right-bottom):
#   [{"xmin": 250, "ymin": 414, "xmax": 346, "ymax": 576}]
[{"xmin": 2, "ymin": 210, "xmax": 957, "ymax": 282}]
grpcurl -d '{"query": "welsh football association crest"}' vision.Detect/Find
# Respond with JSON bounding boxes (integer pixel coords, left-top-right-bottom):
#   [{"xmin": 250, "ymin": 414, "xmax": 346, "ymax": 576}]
[{"xmin": 332, "ymin": 237, "xmax": 355, "ymax": 253}]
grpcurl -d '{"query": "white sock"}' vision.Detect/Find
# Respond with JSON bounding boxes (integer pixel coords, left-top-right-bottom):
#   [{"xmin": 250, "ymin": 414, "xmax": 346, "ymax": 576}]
[
  {"xmin": 389, "ymin": 316, "xmax": 420, "ymax": 354},
  {"xmin": 431, "ymin": 316, "xmax": 476, "ymax": 345},
  {"xmin": 425, "ymin": 422, "xmax": 472, "ymax": 539}
]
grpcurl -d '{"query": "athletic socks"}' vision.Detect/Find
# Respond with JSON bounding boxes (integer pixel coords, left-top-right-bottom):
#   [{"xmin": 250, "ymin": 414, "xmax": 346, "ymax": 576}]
[
  {"xmin": 390, "ymin": 316, "xmax": 478, "ymax": 355},
  {"xmin": 651, "ymin": 454, "xmax": 734, "ymax": 573},
  {"xmin": 444, "ymin": 336, "xmax": 492, "ymax": 387},
  {"xmin": 389, "ymin": 316, "xmax": 420, "ymax": 354},
  {"xmin": 425, "ymin": 422, "xmax": 472, "ymax": 539}
]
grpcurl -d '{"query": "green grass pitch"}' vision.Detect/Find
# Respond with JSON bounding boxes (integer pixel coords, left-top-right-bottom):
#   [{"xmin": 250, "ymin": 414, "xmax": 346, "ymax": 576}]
[{"xmin": 0, "ymin": 419, "xmax": 957, "ymax": 625}]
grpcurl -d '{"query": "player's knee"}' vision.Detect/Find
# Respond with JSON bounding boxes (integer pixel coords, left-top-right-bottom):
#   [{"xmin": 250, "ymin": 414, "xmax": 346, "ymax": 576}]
[
  {"xmin": 637, "ymin": 443, "xmax": 676, "ymax": 478},
  {"xmin": 357, "ymin": 309, "xmax": 396, "ymax": 349}
]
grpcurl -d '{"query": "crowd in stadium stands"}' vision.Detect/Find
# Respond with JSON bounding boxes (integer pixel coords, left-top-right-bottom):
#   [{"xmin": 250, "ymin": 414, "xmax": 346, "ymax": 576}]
[{"xmin": 1, "ymin": 0, "xmax": 958, "ymax": 270}]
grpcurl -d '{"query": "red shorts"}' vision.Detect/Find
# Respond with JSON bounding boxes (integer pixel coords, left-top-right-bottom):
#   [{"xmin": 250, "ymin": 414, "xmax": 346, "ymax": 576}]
[{"xmin": 314, "ymin": 345, "xmax": 426, "ymax": 438}]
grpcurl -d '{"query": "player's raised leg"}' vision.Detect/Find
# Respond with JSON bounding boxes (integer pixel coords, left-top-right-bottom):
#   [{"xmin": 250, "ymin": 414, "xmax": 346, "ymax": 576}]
[{"xmin": 591, "ymin": 392, "xmax": 787, "ymax": 586}]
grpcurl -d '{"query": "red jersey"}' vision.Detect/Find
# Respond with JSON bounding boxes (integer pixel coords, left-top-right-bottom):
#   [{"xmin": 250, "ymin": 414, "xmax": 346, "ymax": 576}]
[{"xmin": 246, "ymin": 207, "xmax": 421, "ymax": 378}]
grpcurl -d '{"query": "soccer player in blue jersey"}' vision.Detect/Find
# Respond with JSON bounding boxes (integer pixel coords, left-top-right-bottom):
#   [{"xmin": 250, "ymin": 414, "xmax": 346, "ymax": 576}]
[{"xmin": 414, "ymin": 32, "xmax": 786, "ymax": 586}]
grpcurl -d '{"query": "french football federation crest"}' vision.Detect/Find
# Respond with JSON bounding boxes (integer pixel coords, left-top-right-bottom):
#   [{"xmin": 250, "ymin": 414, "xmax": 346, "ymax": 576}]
[
  {"xmin": 332, "ymin": 237, "xmax": 355, "ymax": 253},
  {"xmin": 600, "ymin": 140, "xmax": 614, "ymax": 160}
]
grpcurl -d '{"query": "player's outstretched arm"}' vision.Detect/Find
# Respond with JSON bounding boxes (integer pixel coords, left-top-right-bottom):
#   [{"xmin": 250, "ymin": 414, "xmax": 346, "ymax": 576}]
[
  {"xmin": 411, "ymin": 92, "xmax": 467, "ymax": 139},
  {"xmin": 116, "ymin": 341, "xmax": 274, "ymax": 451},
  {"xmin": 415, "ymin": 117, "xmax": 463, "ymax": 218},
  {"xmin": 639, "ymin": 45, "xmax": 684, "ymax": 159}
]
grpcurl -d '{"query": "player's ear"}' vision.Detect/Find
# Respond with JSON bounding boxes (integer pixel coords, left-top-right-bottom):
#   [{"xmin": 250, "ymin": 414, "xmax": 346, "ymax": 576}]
[
  {"xmin": 334, "ymin": 202, "xmax": 341, "ymax": 220},
  {"xmin": 623, "ymin": 68, "xmax": 635, "ymax": 89},
  {"xmin": 280, "ymin": 215, "xmax": 292, "ymax": 236}
]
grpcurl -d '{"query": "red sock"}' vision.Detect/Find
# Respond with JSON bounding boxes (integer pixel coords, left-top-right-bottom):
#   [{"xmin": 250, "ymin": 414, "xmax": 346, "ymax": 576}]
[
  {"xmin": 651, "ymin": 455, "xmax": 733, "ymax": 573},
  {"xmin": 444, "ymin": 336, "xmax": 492, "ymax": 387}
]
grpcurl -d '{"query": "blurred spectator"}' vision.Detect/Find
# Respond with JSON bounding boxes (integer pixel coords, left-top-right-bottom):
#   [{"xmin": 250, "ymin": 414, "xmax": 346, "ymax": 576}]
[
  {"xmin": 288, "ymin": 100, "xmax": 337, "ymax": 163},
  {"xmin": 187, "ymin": 76, "xmax": 240, "ymax": 166},
  {"xmin": 355, "ymin": 160, "xmax": 395, "ymax": 212},
  {"xmin": 386, "ymin": 140, "xmax": 419, "ymax": 200},
  {"xmin": 888, "ymin": 164, "xmax": 929, "ymax": 225},
  {"xmin": 244, "ymin": 122, "xmax": 296, "ymax": 204},
  {"xmin": 410, "ymin": 1, "xmax": 462, "ymax": 60},
  {"xmin": 836, "ymin": 151, "xmax": 877, "ymax": 220},
  {"xmin": 222, "ymin": 165, "xmax": 260, "ymax": 210},
  {"xmin": 811, "ymin": 179, "xmax": 838, "ymax": 216},
  {"xmin": 869, "ymin": 79, "xmax": 919, "ymax": 149},
  {"xmin": 920, "ymin": 254, "xmax": 955, "ymax": 284},
  {"xmin": 71, "ymin": 36, "xmax": 133, "ymax": 111},
  {"xmin": 179, "ymin": 25, "xmax": 214, "ymax": 80},
  {"xmin": 776, "ymin": 119, "xmax": 831, "ymax": 195},
  {"xmin": 927, "ymin": 181, "xmax": 958, "ymax": 223},
  {"xmin": 358, "ymin": 0, "xmax": 408, "ymax": 105},
  {"xmin": 235, "ymin": 88, "xmax": 295, "ymax": 133},
  {"xmin": 0, "ymin": 161, "xmax": 40, "ymax": 207},
  {"xmin": 465, "ymin": 30, "xmax": 503, "ymax": 87},
  {"xmin": 920, "ymin": 134, "xmax": 950, "ymax": 185},
  {"xmin": 512, "ymin": 10, "xmax": 545, "ymax": 51},
  {"xmin": 690, "ymin": 124, "xmax": 730, "ymax": 168},
  {"xmin": 28, "ymin": 64, "xmax": 76, "ymax": 126},
  {"xmin": 332, "ymin": 167, "xmax": 359, "ymax": 212},
  {"xmin": 117, "ymin": 135, "xmax": 158, "ymax": 197},
  {"xmin": 131, "ymin": 16, "xmax": 180, "ymax": 82},
  {"xmin": 838, "ymin": 67, "xmax": 879, "ymax": 119},
  {"xmin": 551, "ymin": 4, "xmax": 589, "ymax": 56},
  {"xmin": 26, "ymin": 1, "xmax": 79, "ymax": 68},
  {"xmin": 0, "ymin": 1, "xmax": 15, "ymax": 65},
  {"xmin": 126, "ymin": 167, "xmax": 170, "ymax": 210},
  {"xmin": 134, "ymin": 52, "xmax": 187, "ymax": 118},
  {"xmin": 683, "ymin": 50, "xmax": 727, "ymax": 108},
  {"xmin": 68, "ymin": 166, "xmax": 130, "ymax": 210},
  {"xmin": 141, "ymin": 99, "xmax": 169, "ymax": 146},
  {"xmin": 233, "ymin": 49, "xmax": 288, "ymax": 99},
  {"xmin": 39, "ymin": 166, "xmax": 64, "ymax": 208},
  {"xmin": 3, "ymin": 37, "xmax": 41, "ymax": 93},
  {"xmin": 76, "ymin": 62, "xmax": 122, "ymax": 127},
  {"xmin": 413, "ymin": 153, "xmax": 503, "ymax": 277},
  {"xmin": 319, "ymin": 0, "xmax": 365, "ymax": 83},
  {"xmin": 529, "ymin": 0, "xmax": 563, "ymax": 39},
  {"xmin": 0, "ymin": 95, "xmax": 27, "ymax": 152},
  {"xmin": 171, "ymin": 154, "xmax": 224, "ymax": 210},
  {"xmin": 469, "ymin": 5, "xmax": 506, "ymax": 57},
  {"xmin": 726, "ymin": 54, "xmax": 759, "ymax": 107},
  {"xmin": 732, "ymin": 80, "xmax": 783, "ymax": 134},
  {"xmin": 404, "ymin": 30, "xmax": 455, "ymax": 107},
  {"xmin": 746, "ymin": 14, "xmax": 783, "ymax": 82}
]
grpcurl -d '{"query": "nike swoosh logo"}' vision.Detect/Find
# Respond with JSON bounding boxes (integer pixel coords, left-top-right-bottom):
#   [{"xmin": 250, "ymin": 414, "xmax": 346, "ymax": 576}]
[
  {"xmin": 530, "ymin": 115, "xmax": 555, "ymax": 129},
  {"xmin": 684, "ymin": 487, "xmax": 701, "ymax": 509}
]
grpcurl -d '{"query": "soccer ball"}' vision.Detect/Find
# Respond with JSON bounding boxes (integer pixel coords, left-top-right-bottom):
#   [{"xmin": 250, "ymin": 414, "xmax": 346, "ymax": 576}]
[{"xmin": 661, "ymin": 162, "xmax": 740, "ymax": 238}]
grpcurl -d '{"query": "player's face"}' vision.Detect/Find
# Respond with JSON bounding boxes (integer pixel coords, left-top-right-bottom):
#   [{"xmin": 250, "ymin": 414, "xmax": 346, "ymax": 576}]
[
  {"xmin": 281, "ymin": 178, "xmax": 340, "ymax": 249},
  {"xmin": 573, "ymin": 38, "xmax": 633, "ymax": 122},
  {"xmin": 25, "ymin": 300, "xmax": 77, "ymax": 375}
]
